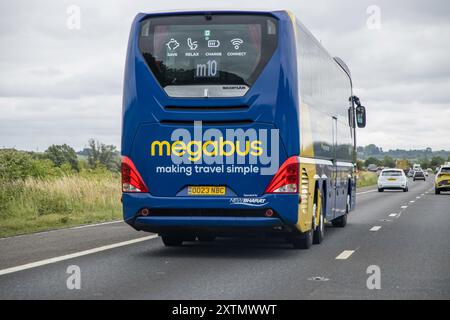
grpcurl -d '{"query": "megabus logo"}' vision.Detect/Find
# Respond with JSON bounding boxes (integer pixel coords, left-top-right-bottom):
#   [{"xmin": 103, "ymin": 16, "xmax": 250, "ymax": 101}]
[
  {"xmin": 150, "ymin": 121, "xmax": 279, "ymax": 176},
  {"xmin": 151, "ymin": 138, "xmax": 263, "ymax": 162}
]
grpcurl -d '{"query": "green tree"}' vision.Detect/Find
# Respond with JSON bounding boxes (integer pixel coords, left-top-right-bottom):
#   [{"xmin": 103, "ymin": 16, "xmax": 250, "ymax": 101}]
[
  {"xmin": 86, "ymin": 139, "xmax": 119, "ymax": 171},
  {"xmin": 382, "ymin": 156, "xmax": 395, "ymax": 168},
  {"xmin": 45, "ymin": 144, "xmax": 79, "ymax": 171},
  {"xmin": 0, "ymin": 149, "xmax": 60, "ymax": 180},
  {"xmin": 364, "ymin": 144, "xmax": 381, "ymax": 156},
  {"xmin": 0, "ymin": 149, "xmax": 34, "ymax": 180},
  {"xmin": 430, "ymin": 156, "xmax": 445, "ymax": 168},
  {"xmin": 365, "ymin": 157, "xmax": 381, "ymax": 167},
  {"xmin": 419, "ymin": 158, "xmax": 430, "ymax": 169},
  {"xmin": 356, "ymin": 159, "xmax": 364, "ymax": 170}
]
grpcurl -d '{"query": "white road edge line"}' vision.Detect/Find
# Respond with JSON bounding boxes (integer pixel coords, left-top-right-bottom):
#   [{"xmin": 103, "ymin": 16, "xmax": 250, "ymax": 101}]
[
  {"xmin": 356, "ymin": 190, "xmax": 377, "ymax": 195},
  {"xmin": 401, "ymin": 206, "xmax": 408, "ymax": 209},
  {"xmin": 0, "ymin": 235, "xmax": 158, "ymax": 276},
  {"xmin": 0, "ymin": 220, "xmax": 124, "ymax": 241},
  {"xmin": 336, "ymin": 250, "xmax": 355, "ymax": 260},
  {"xmin": 389, "ymin": 213, "xmax": 398, "ymax": 217},
  {"xmin": 67, "ymin": 220, "xmax": 123, "ymax": 230},
  {"xmin": 370, "ymin": 226, "xmax": 382, "ymax": 231}
]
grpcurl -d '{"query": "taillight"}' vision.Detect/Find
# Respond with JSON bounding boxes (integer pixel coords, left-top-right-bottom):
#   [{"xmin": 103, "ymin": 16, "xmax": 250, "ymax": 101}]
[
  {"xmin": 265, "ymin": 156, "xmax": 299, "ymax": 194},
  {"xmin": 121, "ymin": 156, "xmax": 148, "ymax": 193}
]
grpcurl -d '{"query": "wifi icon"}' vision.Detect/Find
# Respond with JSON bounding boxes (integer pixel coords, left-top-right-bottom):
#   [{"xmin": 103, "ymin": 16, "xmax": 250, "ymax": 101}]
[{"xmin": 230, "ymin": 38, "xmax": 244, "ymax": 50}]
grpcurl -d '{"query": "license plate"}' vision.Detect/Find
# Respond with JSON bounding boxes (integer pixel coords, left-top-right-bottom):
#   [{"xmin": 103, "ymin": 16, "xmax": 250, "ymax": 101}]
[
  {"xmin": 388, "ymin": 178, "xmax": 397, "ymax": 181},
  {"xmin": 188, "ymin": 186, "xmax": 226, "ymax": 196}
]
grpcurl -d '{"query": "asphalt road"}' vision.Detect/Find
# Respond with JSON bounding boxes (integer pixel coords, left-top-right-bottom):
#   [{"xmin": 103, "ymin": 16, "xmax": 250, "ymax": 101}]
[{"xmin": 0, "ymin": 177, "xmax": 449, "ymax": 299}]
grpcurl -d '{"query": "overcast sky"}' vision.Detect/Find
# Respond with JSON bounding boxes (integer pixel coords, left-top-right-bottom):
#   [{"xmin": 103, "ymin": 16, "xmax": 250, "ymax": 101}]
[{"xmin": 1, "ymin": 0, "xmax": 449, "ymax": 152}]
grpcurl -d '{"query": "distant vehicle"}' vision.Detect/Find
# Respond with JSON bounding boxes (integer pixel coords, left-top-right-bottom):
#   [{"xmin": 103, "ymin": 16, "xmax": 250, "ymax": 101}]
[
  {"xmin": 378, "ymin": 169, "xmax": 408, "ymax": 192},
  {"xmin": 376, "ymin": 167, "xmax": 383, "ymax": 176},
  {"xmin": 435, "ymin": 165, "xmax": 450, "ymax": 194},
  {"xmin": 423, "ymin": 169, "xmax": 429, "ymax": 177},
  {"xmin": 407, "ymin": 168, "xmax": 414, "ymax": 177},
  {"xmin": 413, "ymin": 164, "xmax": 421, "ymax": 171},
  {"xmin": 367, "ymin": 164, "xmax": 378, "ymax": 172},
  {"xmin": 413, "ymin": 170, "xmax": 426, "ymax": 181}
]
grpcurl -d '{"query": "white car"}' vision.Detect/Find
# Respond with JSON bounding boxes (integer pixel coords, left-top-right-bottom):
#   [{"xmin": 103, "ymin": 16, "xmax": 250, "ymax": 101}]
[{"xmin": 378, "ymin": 169, "xmax": 408, "ymax": 192}]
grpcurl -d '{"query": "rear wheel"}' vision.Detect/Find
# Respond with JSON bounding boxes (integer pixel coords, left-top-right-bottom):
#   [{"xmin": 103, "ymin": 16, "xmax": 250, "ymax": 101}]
[
  {"xmin": 313, "ymin": 193, "xmax": 325, "ymax": 245},
  {"xmin": 378, "ymin": 188, "xmax": 384, "ymax": 192},
  {"xmin": 290, "ymin": 230, "xmax": 312, "ymax": 249},
  {"xmin": 332, "ymin": 213, "xmax": 347, "ymax": 228},
  {"xmin": 332, "ymin": 195, "xmax": 348, "ymax": 228},
  {"xmin": 403, "ymin": 187, "xmax": 408, "ymax": 192},
  {"xmin": 435, "ymin": 188, "xmax": 440, "ymax": 195}
]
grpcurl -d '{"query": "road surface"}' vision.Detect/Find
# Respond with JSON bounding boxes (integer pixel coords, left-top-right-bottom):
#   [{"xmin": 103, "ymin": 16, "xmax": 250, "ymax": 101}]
[{"xmin": 0, "ymin": 177, "xmax": 449, "ymax": 299}]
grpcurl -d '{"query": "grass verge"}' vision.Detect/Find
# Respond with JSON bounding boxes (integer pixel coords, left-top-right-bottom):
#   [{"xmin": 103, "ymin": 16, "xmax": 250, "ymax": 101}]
[
  {"xmin": 0, "ymin": 174, "xmax": 121, "ymax": 238},
  {"xmin": 357, "ymin": 171, "xmax": 378, "ymax": 188}
]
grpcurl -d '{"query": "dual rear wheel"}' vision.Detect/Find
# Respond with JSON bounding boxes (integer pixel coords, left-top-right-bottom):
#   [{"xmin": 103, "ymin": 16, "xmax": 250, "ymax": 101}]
[{"xmin": 290, "ymin": 190, "xmax": 326, "ymax": 249}]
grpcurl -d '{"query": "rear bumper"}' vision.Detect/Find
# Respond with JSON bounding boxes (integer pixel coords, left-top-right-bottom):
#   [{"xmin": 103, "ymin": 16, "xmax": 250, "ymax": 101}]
[
  {"xmin": 122, "ymin": 193, "xmax": 299, "ymax": 234},
  {"xmin": 379, "ymin": 186, "xmax": 406, "ymax": 190},
  {"xmin": 436, "ymin": 185, "xmax": 450, "ymax": 191},
  {"xmin": 378, "ymin": 181, "xmax": 407, "ymax": 189}
]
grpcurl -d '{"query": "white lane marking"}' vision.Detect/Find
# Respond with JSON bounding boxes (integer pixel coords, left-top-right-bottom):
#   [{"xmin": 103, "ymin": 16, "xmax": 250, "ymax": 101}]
[
  {"xmin": 370, "ymin": 226, "xmax": 382, "ymax": 231},
  {"xmin": 416, "ymin": 196, "xmax": 420, "ymax": 199},
  {"xmin": 401, "ymin": 206, "xmax": 408, "ymax": 209},
  {"xmin": 67, "ymin": 220, "xmax": 123, "ymax": 230},
  {"xmin": 336, "ymin": 250, "xmax": 355, "ymax": 260},
  {"xmin": 389, "ymin": 213, "xmax": 398, "ymax": 217},
  {"xmin": 410, "ymin": 200, "xmax": 415, "ymax": 203},
  {"xmin": 0, "ymin": 235, "xmax": 158, "ymax": 276},
  {"xmin": 356, "ymin": 190, "xmax": 377, "ymax": 195}
]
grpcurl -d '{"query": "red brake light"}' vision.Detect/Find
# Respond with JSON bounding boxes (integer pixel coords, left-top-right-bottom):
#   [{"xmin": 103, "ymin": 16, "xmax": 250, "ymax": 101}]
[
  {"xmin": 121, "ymin": 156, "xmax": 148, "ymax": 193},
  {"xmin": 265, "ymin": 156, "xmax": 299, "ymax": 194}
]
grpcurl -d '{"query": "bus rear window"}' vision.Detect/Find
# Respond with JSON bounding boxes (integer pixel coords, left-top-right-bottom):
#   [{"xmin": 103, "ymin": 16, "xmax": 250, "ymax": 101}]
[
  {"xmin": 138, "ymin": 14, "xmax": 277, "ymax": 89},
  {"xmin": 382, "ymin": 171, "xmax": 403, "ymax": 177}
]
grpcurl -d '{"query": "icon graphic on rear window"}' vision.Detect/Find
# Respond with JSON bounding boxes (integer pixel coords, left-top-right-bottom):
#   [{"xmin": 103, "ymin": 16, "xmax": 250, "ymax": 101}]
[
  {"xmin": 207, "ymin": 40, "xmax": 220, "ymax": 48},
  {"xmin": 166, "ymin": 38, "xmax": 180, "ymax": 51},
  {"xmin": 230, "ymin": 38, "xmax": 244, "ymax": 50},
  {"xmin": 187, "ymin": 38, "xmax": 198, "ymax": 50}
]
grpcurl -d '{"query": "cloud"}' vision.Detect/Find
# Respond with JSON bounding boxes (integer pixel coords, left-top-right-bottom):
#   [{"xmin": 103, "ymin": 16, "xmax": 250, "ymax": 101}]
[{"xmin": 0, "ymin": 0, "xmax": 449, "ymax": 151}]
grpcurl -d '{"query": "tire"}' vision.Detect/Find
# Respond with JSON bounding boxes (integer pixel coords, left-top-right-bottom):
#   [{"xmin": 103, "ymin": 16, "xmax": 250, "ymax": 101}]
[
  {"xmin": 313, "ymin": 195, "xmax": 325, "ymax": 245},
  {"xmin": 378, "ymin": 188, "xmax": 384, "ymax": 192},
  {"xmin": 333, "ymin": 194, "xmax": 349, "ymax": 228},
  {"xmin": 332, "ymin": 213, "xmax": 347, "ymax": 228},
  {"xmin": 290, "ymin": 230, "xmax": 312, "ymax": 249},
  {"xmin": 197, "ymin": 235, "xmax": 216, "ymax": 242},
  {"xmin": 435, "ymin": 189, "xmax": 440, "ymax": 195},
  {"xmin": 403, "ymin": 187, "xmax": 408, "ymax": 192},
  {"xmin": 161, "ymin": 235, "xmax": 183, "ymax": 247}
]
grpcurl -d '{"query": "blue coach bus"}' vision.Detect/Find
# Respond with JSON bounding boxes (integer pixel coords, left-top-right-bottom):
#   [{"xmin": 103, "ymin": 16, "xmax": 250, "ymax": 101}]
[{"xmin": 121, "ymin": 10, "xmax": 366, "ymax": 249}]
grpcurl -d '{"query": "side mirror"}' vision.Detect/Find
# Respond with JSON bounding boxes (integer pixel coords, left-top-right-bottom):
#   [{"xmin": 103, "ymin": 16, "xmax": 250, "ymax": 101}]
[{"xmin": 356, "ymin": 105, "xmax": 366, "ymax": 128}]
